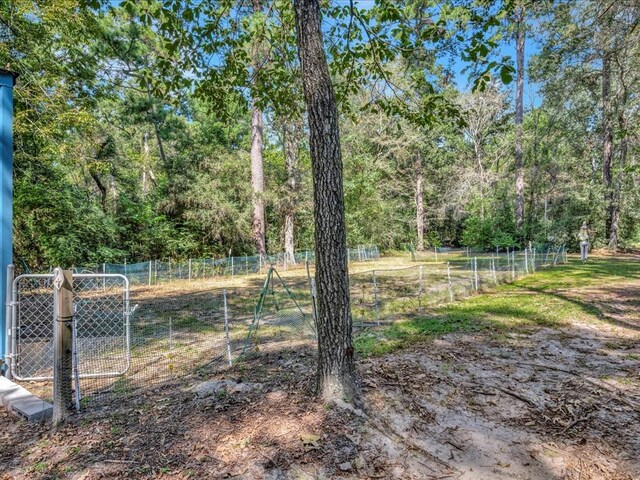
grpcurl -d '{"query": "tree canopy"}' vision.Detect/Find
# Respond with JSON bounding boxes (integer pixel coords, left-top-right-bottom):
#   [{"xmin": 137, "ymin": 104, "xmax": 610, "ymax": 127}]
[{"xmin": 1, "ymin": 0, "xmax": 639, "ymax": 272}]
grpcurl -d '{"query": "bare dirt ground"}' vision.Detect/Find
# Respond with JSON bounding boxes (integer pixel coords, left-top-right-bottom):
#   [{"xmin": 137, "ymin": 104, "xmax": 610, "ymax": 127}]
[{"xmin": 1, "ymin": 255, "xmax": 639, "ymax": 479}]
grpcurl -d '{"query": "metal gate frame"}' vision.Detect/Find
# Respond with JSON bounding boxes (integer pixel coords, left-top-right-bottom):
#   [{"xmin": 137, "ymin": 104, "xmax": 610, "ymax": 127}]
[{"xmin": 6, "ymin": 271, "xmax": 131, "ymax": 382}]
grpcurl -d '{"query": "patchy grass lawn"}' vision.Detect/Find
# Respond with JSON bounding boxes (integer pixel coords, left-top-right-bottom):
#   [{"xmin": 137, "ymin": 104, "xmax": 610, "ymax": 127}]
[{"xmin": 356, "ymin": 255, "xmax": 640, "ymax": 357}]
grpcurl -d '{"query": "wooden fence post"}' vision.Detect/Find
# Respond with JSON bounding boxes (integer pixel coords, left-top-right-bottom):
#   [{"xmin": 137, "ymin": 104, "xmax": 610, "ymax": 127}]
[{"xmin": 53, "ymin": 268, "xmax": 73, "ymax": 426}]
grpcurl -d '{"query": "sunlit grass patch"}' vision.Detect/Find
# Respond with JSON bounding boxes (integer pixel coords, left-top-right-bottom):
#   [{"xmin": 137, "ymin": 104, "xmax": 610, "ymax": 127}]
[{"xmin": 355, "ymin": 255, "xmax": 640, "ymax": 357}]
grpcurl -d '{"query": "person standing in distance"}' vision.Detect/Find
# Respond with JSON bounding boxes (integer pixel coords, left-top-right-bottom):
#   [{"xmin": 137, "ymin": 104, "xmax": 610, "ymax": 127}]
[{"xmin": 578, "ymin": 222, "xmax": 590, "ymax": 263}]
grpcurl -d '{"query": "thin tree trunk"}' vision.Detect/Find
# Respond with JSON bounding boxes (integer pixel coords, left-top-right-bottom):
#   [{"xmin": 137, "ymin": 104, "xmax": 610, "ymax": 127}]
[
  {"xmin": 414, "ymin": 152, "xmax": 424, "ymax": 251},
  {"xmin": 526, "ymin": 109, "xmax": 540, "ymax": 235},
  {"xmin": 142, "ymin": 132, "xmax": 149, "ymax": 194},
  {"xmin": 473, "ymin": 139, "xmax": 485, "ymax": 220},
  {"xmin": 251, "ymin": 101, "xmax": 266, "ymax": 255},
  {"xmin": 283, "ymin": 120, "xmax": 300, "ymax": 263},
  {"xmin": 146, "ymin": 84, "xmax": 169, "ymax": 169},
  {"xmin": 602, "ymin": 51, "xmax": 614, "ymax": 241},
  {"xmin": 514, "ymin": 1, "xmax": 526, "ymax": 232},
  {"xmin": 89, "ymin": 171, "xmax": 107, "ymax": 211},
  {"xmin": 609, "ymin": 110, "xmax": 627, "ymax": 251},
  {"xmin": 294, "ymin": 0, "xmax": 359, "ymax": 405},
  {"xmin": 251, "ymin": 0, "xmax": 266, "ymax": 255}
]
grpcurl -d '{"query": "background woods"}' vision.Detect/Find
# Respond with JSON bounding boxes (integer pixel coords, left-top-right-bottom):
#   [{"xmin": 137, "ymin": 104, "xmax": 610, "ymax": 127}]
[{"xmin": 1, "ymin": 0, "xmax": 639, "ymax": 271}]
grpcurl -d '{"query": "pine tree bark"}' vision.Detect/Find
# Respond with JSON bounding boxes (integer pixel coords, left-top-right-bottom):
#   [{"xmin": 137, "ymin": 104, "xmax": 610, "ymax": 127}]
[
  {"xmin": 294, "ymin": 0, "xmax": 359, "ymax": 404},
  {"xmin": 602, "ymin": 51, "xmax": 614, "ymax": 243},
  {"xmin": 514, "ymin": 1, "xmax": 526, "ymax": 232},
  {"xmin": 415, "ymin": 152, "xmax": 424, "ymax": 251},
  {"xmin": 283, "ymin": 119, "xmax": 300, "ymax": 263},
  {"xmin": 250, "ymin": 0, "xmax": 266, "ymax": 255}
]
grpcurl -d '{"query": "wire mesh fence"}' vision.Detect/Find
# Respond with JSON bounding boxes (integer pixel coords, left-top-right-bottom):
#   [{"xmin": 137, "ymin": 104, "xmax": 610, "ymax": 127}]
[
  {"xmin": 349, "ymin": 246, "xmax": 566, "ymax": 326},
  {"xmin": 77, "ymin": 268, "xmax": 316, "ymax": 407},
  {"xmin": 8, "ymin": 246, "xmax": 566, "ymax": 415},
  {"xmin": 71, "ymin": 245, "xmax": 380, "ymax": 285}
]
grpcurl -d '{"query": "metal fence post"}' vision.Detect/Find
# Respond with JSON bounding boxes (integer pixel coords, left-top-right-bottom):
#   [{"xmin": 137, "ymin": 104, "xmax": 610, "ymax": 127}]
[
  {"xmin": 447, "ymin": 262, "xmax": 454, "ymax": 301},
  {"xmin": 188, "ymin": 258, "xmax": 192, "ymax": 281},
  {"xmin": 372, "ymin": 270, "xmax": 380, "ymax": 325},
  {"xmin": 4, "ymin": 264, "xmax": 13, "ymax": 379},
  {"xmin": 531, "ymin": 248, "xmax": 535, "ymax": 271},
  {"xmin": 525, "ymin": 248, "xmax": 529, "ymax": 274},
  {"xmin": 148, "ymin": 260, "xmax": 152, "ymax": 286},
  {"xmin": 72, "ymin": 313, "xmax": 80, "ymax": 412},
  {"xmin": 53, "ymin": 268, "xmax": 73, "ymax": 426},
  {"xmin": 223, "ymin": 289, "xmax": 232, "ymax": 366},
  {"xmin": 512, "ymin": 251, "xmax": 516, "ymax": 280},
  {"xmin": 474, "ymin": 257, "xmax": 479, "ymax": 291},
  {"xmin": 168, "ymin": 316, "xmax": 174, "ymax": 350},
  {"xmin": 418, "ymin": 265, "xmax": 423, "ymax": 311},
  {"xmin": 306, "ymin": 261, "xmax": 317, "ymax": 326},
  {"xmin": 492, "ymin": 257, "xmax": 497, "ymax": 285},
  {"xmin": 10, "ymin": 275, "xmax": 17, "ymax": 380},
  {"xmin": 434, "ymin": 246, "xmax": 438, "ymax": 262}
]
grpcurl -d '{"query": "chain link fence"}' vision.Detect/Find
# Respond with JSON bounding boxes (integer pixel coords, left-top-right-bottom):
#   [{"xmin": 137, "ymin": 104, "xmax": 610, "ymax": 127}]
[{"xmin": 10, "ymin": 274, "xmax": 55, "ymax": 381}]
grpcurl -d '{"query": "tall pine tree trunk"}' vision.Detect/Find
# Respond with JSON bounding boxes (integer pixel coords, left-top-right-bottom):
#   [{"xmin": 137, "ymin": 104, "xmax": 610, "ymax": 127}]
[
  {"xmin": 250, "ymin": 0, "xmax": 266, "ymax": 255},
  {"xmin": 283, "ymin": 120, "xmax": 300, "ymax": 263},
  {"xmin": 294, "ymin": 0, "xmax": 358, "ymax": 404},
  {"xmin": 514, "ymin": 1, "xmax": 526, "ymax": 232},
  {"xmin": 251, "ymin": 101, "xmax": 266, "ymax": 255},
  {"xmin": 415, "ymin": 152, "xmax": 424, "ymax": 251},
  {"xmin": 602, "ymin": 51, "xmax": 614, "ymax": 244}
]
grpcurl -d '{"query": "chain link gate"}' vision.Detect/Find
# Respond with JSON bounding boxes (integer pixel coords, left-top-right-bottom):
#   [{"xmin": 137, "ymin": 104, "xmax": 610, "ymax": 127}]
[{"xmin": 7, "ymin": 272, "xmax": 131, "ymax": 386}]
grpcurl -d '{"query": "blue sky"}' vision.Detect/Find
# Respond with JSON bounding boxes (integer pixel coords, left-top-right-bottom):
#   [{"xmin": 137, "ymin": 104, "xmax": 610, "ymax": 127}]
[{"xmin": 340, "ymin": 0, "xmax": 543, "ymax": 107}]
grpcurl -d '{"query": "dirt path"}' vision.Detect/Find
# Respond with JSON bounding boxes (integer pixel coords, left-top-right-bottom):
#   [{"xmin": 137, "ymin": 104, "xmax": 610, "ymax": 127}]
[{"xmin": 358, "ymin": 273, "xmax": 640, "ymax": 479}]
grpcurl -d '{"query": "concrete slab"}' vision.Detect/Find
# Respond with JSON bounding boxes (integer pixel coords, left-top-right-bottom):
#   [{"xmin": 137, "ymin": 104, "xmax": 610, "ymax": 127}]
[{"xmin": 0, "ymin": 376, "xmax": 52, "ymax": 421}]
